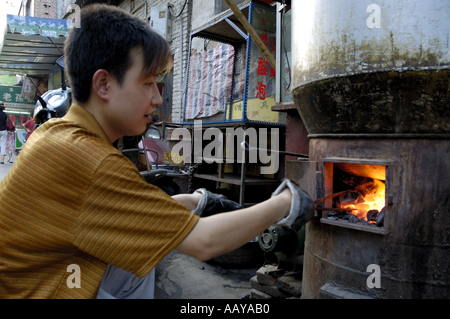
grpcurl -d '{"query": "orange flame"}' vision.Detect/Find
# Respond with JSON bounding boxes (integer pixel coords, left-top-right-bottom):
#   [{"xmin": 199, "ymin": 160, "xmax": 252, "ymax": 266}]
[{"xmin": 340, "ymin": 179, "xmax": 385, "ymax": 221}]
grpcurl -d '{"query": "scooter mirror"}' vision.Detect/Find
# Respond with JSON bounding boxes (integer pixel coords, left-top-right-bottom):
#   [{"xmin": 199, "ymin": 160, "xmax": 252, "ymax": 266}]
[{"xmin": 145, "ymin": 127, "xmax": 161, "ymax": 140}]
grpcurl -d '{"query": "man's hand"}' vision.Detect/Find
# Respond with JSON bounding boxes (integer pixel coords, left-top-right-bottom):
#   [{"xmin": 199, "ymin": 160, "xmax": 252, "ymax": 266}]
[{"xmin": 272, "ymin": 179, "xmax": 314, "ymax": 231}]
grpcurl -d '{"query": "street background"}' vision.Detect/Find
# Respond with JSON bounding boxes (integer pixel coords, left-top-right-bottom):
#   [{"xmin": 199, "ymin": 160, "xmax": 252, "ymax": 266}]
[{"xmin": 0, "ymin": 153, "xmax": 17, "ymax": 181}]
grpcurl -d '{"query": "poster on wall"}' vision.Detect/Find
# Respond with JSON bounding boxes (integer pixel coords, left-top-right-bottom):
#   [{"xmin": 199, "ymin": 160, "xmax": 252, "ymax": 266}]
[
  {"xmin": 21, "ymin": 77, "xmax": 38, "ymax": 102},
  {"xmin": 185, "ymin": 41, "xmax": 234, "ymax": 120}
]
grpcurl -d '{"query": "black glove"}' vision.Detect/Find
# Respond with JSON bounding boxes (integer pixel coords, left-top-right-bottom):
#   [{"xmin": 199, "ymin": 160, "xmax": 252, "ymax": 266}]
[
  {"xmin": 272, "ymin": 179, "xmax": 314, "ymax": 231},
  {"xmin": 191, "ymin": 188, "xmax": 243, "ymax": 217}
]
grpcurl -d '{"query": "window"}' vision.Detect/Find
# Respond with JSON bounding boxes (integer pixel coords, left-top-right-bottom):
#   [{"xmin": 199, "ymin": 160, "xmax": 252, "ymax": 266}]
[
  {"xmin": 279, "ymin": 7, "xmax": 292, "ymax": 103},
  {"xmin": 276, "ymin": 4, "xmax": 292, "ymax": 103}
]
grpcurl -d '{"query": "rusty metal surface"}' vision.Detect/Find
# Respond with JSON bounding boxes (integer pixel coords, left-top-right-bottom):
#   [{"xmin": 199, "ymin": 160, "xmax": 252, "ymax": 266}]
[
  {"xmin": 291, "ymin": 0, "xmax": 450, "ymax": 87},
  {"xmin": 285, "ymin": 111, "xmax": 310, "ymax": 161},
  {"xmin": 288, "ymin": 0, "xmax": 450, "ymax": 298},
  {"xmin": 299, "ymin": 137, "xmax": 450, "ymax": 299},
  {"xmin": 292, "ymin": 70, "xmax": 450, "ymax": 134},
  {"xmin": 285, "ymin": 160, "xmax": 317, "ymax": 201},
  {"xmin": 290, "ymin": 0, "xmax": 450, "ymax": 135}
]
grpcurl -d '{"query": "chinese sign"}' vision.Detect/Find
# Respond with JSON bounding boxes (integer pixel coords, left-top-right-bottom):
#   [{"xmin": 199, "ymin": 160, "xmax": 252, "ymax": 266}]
[
  {"xmin": 246, "ymin": 5, "xmax": 280, "ymax": 123},
  {"xmin": 21, "ymin": 77, "xmax": 38, "ymax": 102},
  {"xmin": 227, "ymin": 5, "xmax": 284, "ymax": 124},
  {"xmin": 0, "ymin": 85, "xmax": 37, "ymax": 108}
]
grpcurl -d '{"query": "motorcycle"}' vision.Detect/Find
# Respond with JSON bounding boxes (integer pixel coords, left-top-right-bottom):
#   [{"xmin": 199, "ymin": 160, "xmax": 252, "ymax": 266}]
[
  {"xmin": 33, "ymin": 87, "xmax": 72, "ymax": 129},
  {"xmin": 116, "ymin": 125, "xmax": 189, "ymax": 195},
  {"xmin": 33, "ymin": 56, "xmax": 71, "ymax": 130}
]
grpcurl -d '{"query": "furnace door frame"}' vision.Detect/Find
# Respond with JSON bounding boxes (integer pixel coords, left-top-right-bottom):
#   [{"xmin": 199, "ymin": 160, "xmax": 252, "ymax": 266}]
[{"xmin": 319, "ymin": 157, "xmax": 395, "ymax": 235}]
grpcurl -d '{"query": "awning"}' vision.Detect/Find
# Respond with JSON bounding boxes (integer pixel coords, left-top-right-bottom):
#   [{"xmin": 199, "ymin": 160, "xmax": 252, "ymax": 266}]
[{"xmin": 0, "ymin": 15, "xmax": 69, "ymax": 79}]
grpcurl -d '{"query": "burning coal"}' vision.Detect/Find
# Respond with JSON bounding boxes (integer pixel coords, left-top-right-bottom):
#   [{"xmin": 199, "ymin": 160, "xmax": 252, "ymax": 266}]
[
  {"xmin": 340, "ymin": 179, "xmax": 385, "ymax": 219},
  {"xmin": 324, "ymin": 179, "xmax": 386, "ymax": 227}
]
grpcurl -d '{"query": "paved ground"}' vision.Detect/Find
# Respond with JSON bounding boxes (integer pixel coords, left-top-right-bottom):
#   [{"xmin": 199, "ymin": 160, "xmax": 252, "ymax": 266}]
[
  {"xmin": 0, "ymin": 153, "xmax": 17, "ymax": 181},
  {"xmin": 155, "ymin": 250, "xmax": 259, "ymax": 299},
  {"xmin": 0, "ymin": 152, "xmax": 261, "ymax": 299}
]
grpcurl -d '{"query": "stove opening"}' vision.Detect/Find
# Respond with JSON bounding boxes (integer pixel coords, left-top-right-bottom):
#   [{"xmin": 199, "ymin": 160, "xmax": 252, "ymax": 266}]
[{"xmin": 318, "ymin": 160, "xmax": 389, "ymax": 234}]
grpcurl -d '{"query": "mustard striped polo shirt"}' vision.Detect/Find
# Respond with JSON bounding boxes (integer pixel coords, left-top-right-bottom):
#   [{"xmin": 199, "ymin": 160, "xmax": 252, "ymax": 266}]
[{"xmin": 0, "ymin": 104, "xmax": 199, "ymax": 299}]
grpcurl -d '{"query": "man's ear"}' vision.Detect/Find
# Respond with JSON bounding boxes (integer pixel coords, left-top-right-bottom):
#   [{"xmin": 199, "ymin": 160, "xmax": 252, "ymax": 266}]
[{"xmin": 92, "ymin": 69, "xmax": 111, "ymax": 101}]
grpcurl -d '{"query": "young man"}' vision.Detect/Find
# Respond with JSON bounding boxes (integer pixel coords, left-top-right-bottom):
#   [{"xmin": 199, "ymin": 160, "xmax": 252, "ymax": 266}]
[{"xmin": 0, "ymin": 4, "xmax": 312, "ymax": 299}]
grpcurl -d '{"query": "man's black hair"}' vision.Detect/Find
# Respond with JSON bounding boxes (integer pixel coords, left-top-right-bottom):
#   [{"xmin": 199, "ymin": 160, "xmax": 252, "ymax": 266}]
[{"xmin": 64, "ymin": 4, "xmax": 172, "ymax": 103}]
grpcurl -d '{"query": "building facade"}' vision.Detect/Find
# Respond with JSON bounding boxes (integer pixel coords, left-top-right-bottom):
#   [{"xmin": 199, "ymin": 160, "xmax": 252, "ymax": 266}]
[
  {"xmin": 43, "ymin": 0, "xmax": 288, "ymax": 125},
  {"xmin": 19, "ymin": 0, "xmax": 72, "ymax": 19},
  {"xmin": 69, "ymin": 0, "xmax": 262, "ymax": 124}
]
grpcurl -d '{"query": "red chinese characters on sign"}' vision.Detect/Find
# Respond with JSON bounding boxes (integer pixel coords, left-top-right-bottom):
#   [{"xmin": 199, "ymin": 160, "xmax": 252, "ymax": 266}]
[
  {"xmin": 257, "ymin": 57, "xmax": 268, "ymax": 76},
  {"xmin": 256, "ymin": 32, "xmax": 276, "ymax": 101},
  {"xmin": 271, "ymin": 36, "xmax": 276, "ymax": 52},
  {"xmin": 260, "ymin": 32, "xmax": 270, "ymax": 47},
  {"xmin": 256, "ymin": 82, "xmax": 267, "ymax": 100},
  {"xmin": 260, "ymin": 33, "xmax": 277, "ymax": 52},
  {"xmin": 270, "ymin": 67, "xmax": 276, "ymax": 78}
]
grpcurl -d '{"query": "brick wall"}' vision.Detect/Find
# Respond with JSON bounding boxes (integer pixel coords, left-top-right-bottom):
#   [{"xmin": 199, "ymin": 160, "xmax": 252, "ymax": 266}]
[{"xmin": 34, "ymin": 0, "xmax": 58, "ymax": 18}]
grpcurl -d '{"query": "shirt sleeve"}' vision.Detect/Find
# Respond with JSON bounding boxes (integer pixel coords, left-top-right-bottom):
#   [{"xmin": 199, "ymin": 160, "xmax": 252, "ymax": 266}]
[{"xmin": 74, "ymin": 153, "xmax": 199, "ymax": 278}]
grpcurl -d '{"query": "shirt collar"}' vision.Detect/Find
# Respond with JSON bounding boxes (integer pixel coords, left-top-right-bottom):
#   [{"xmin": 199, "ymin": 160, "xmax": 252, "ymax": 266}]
[{"xmin": 64, "ymin": 104, "xmax": 111, "ymax": 144}]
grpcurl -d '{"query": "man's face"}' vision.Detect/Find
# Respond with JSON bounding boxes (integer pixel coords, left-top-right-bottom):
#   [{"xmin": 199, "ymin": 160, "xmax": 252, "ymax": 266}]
[{"xmin": 105, "ymin": 49, "xmax": 163, "ymax": 140}]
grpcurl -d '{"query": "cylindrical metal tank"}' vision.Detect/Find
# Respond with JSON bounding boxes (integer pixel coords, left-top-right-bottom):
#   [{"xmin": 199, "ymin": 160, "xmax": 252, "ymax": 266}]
[
  {"xmin": 291, "ymin": 0, "xmax": 450, "ymax": 134},
  {"xmin": 304, "ymin": 138, "xmax": 450, "ymax": 299},
  {"xmin": 290, "ymin": 0, "xmax": 450, "ymax": 298}
]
